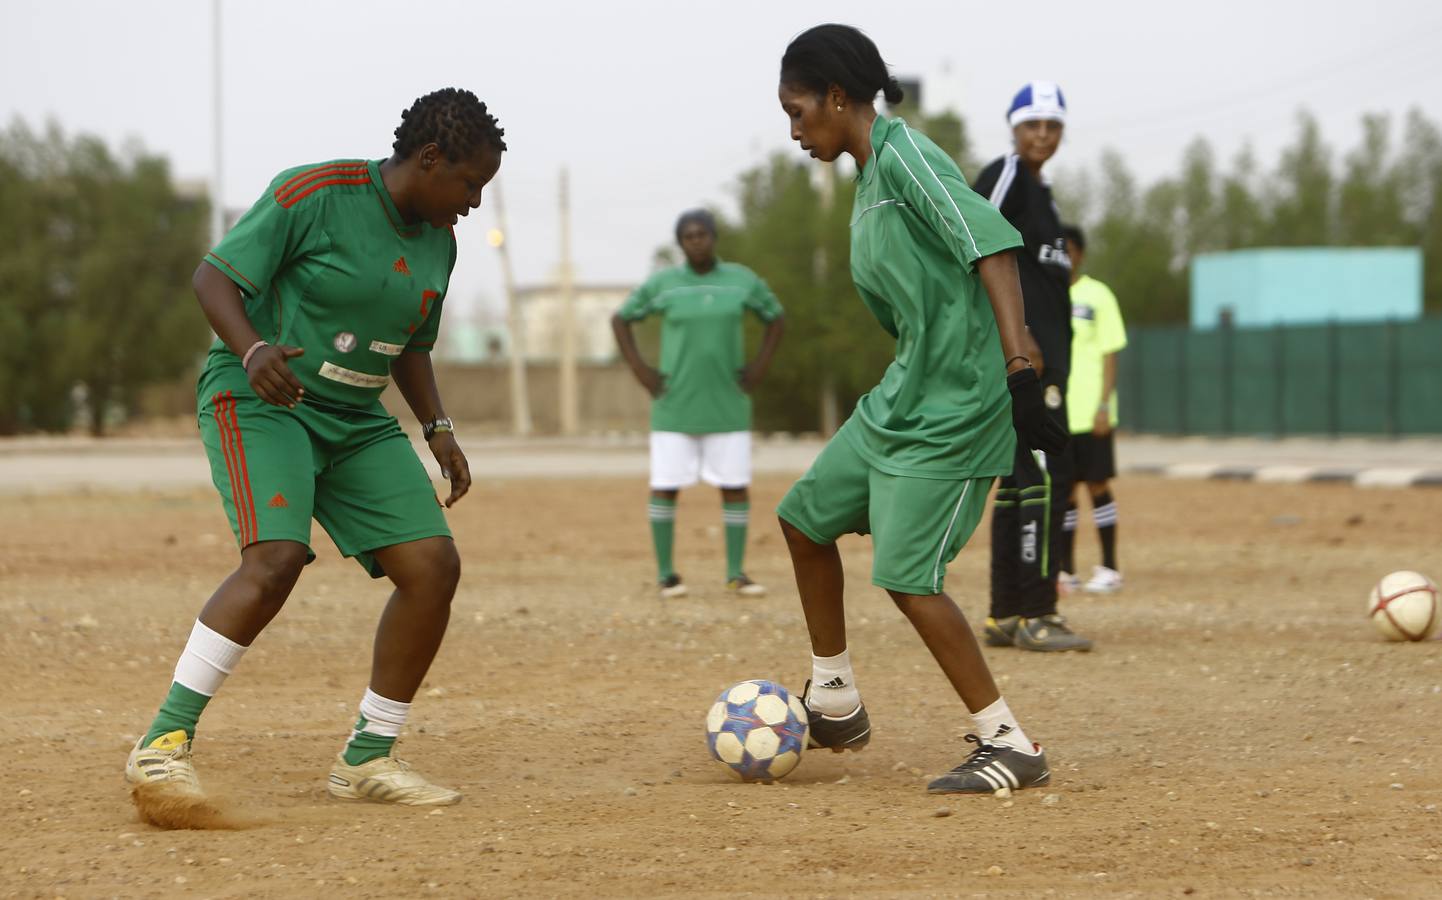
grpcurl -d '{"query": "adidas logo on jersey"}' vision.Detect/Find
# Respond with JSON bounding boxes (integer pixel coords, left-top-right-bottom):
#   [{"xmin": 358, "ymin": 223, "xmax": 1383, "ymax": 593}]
[
  {"xmin": 393, "ymin": 257, "xmax": 411, "ymax": 276},
  {"xmin": 268, "ymin": 493, "xmax": 289, "ymax": 508}
]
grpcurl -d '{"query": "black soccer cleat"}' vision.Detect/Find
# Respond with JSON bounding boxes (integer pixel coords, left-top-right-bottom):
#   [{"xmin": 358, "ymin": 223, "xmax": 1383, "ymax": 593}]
[
  {"xmin": 1013, "ymin": 614, "xmax": 1093, "ymax": 652},
  {"xmin": 800, "ymin": 679, "xmax": 871, "ymax": 753},
  {"xmin": 926, "ymin": 733, "xmax": 1050, "ymax": 794},
  {"xmin": 984, "ymin": 615, "xmax": 1020, "ymax": 647}
]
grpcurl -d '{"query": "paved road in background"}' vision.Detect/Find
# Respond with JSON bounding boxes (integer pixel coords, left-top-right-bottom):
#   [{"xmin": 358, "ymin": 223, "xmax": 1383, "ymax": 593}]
[{"xmin": 3, "ymin": 433, "xmax": 1442, "ymax": 495}]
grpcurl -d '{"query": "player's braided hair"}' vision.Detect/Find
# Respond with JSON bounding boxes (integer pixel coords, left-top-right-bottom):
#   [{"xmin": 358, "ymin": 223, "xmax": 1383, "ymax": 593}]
[
  {"xmin": 392, "ymin": 88, "xmax": 507, "ymax": 160},
  {"xmin": 781, "ymin": 24, "xmax": 904, "ymax": 105}
]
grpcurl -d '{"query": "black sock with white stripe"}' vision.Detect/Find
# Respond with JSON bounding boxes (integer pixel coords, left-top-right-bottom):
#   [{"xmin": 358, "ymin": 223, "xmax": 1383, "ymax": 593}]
[
  {"xmin": 1062, "ymin": 503, "xmax": 1078, "ymax": 573},
  {"xmin": 1093, "ymin": 491, "xmax": 1118, "ymax": 571},
  {"xmin": 970, "ymin": 696, "xmax": 1035, "ymax": 753}
]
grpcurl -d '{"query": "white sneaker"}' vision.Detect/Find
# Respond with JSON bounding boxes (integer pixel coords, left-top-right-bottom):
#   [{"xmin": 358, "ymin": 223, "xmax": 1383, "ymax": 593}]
[
  {"xmin": 327, "ymin": 754, "xmax": 462, "ymax": 806},
  {"xmin": 726, "ymin": 574, "xmax": 766, "ymax": 597},
  {"xmin": 1057, "ymin": 571, "xmax": 1080, "ymax": 595},
  {"xmin": 1083, "ymin": 565, "xmax": 1123, "ymax": 594},
  {"xmin": 125, "ymin": 730, "xmax": 203, "ymax": 795}
]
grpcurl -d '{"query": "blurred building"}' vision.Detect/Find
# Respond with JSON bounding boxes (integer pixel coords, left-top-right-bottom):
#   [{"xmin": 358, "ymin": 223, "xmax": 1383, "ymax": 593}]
[
  {"xmin": 516, "ymin": 283, "xmax": 632, "ymax": 363},
  {"xmin": 442, "ymin": 317, "xmax": 511, "ymax": 362},
  {"xmin": 1191, "ymin": 247, "xmax": 1422, "ymax": 329}
]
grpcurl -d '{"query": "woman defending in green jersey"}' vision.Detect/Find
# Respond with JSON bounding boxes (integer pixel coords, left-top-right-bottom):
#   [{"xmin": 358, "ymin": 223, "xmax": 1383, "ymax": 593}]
[{"xmin": 126, "ymin": 89, "xmax": 504, "ymax": 823}]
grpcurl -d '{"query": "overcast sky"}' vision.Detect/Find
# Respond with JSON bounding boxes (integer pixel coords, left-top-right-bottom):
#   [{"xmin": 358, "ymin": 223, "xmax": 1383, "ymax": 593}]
[{"xmin": 5, "ymin": 0, "xmax": 1442, "ymax": 322}]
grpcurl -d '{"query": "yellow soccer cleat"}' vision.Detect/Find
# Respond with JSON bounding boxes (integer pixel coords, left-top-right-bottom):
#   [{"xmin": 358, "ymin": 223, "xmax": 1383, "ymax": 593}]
[
  {"xmin": 125, "ymin": 730, "xmax": 203, "ymax": 795},
  {"xmin": 327, "ymin": 754, "xmax": 462, "ymax": 806}
]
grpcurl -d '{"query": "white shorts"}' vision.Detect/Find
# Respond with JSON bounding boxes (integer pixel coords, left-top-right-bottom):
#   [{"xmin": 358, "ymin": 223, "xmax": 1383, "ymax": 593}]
[{"xmin": 649, "ymin": 431, "xmax": 752, "ymax": 490}]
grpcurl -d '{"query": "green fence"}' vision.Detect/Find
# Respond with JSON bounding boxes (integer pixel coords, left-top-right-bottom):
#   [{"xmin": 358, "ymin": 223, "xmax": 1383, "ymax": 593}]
[{"xmin": 1118, "ymin": 317, "xmax": 1442, "ymax": 436}]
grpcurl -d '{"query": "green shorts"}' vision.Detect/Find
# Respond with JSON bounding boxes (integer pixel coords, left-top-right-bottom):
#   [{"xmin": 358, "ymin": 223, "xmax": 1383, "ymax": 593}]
[
  {"xmin": 197, "ymin": 363, "xmax": 449, "ymax": 578},
  {"xmin": 777, "ymin": 427, "xmax": 992, "ymax": 596}
]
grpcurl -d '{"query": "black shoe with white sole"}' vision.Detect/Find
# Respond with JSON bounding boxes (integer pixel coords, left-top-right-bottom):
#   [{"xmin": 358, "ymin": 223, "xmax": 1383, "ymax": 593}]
[
  {"xmin": 800, "ymin": 680, "xmax": 871, "ymax": 753},
  {"xmin": 926, "ymin": 733, "xmax": 1050, "ymax": 794}
]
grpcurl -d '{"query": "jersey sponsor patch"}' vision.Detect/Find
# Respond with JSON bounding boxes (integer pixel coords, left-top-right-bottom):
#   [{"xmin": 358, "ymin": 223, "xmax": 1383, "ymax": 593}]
[
  {"xmin": 1038, "ymin": 241, "xmax": 1072, "ymax": 270},
  {"xmin": 318, "ymin": 361, "xmax": 390, "ymax": 389},
  {"xmin": 369, "ymin": 339, "xmax": 405, "ymax": 357}
]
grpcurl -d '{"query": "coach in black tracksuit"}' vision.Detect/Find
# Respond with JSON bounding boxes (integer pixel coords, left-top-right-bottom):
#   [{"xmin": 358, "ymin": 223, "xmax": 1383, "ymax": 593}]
[{"xmin": 975, "ymin": 81, "xmax": 1093, "ymax": 653}]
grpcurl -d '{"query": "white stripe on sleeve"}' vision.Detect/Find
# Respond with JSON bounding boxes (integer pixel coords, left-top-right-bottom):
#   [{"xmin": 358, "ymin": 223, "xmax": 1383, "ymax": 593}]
[
  {"xmin": 898, "ymin": 122, "xmax": 981, "ymax": 258},
  {"xmin": 988, "ymin": 154, "xmax": 1018, "ymax": 209}
]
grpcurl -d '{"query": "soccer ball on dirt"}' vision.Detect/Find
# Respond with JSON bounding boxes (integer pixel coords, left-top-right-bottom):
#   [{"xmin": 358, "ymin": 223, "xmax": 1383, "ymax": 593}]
[
  {"xmin": 1367, "ymin": 570, "xmax": 1441, "ymax": 642},
  {"xmin": 705, "ymin": 680, "xmax": 809, "ymax": 783}
]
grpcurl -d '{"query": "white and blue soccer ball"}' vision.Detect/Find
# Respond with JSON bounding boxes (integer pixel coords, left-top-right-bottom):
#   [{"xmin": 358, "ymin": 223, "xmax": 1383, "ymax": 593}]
[{"xmin": 705, "ymin": 680, "xmax": 809, "ymax": 782}]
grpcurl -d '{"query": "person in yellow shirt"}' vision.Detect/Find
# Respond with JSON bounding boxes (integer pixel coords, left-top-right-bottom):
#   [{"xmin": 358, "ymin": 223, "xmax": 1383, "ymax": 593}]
[{"xmin": 1059, "ymin": 224, "xmax": 1126, "ymax": 594}]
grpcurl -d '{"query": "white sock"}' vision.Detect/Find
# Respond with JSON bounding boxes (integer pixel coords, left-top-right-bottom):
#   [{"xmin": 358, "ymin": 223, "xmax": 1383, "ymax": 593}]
[
  {"xmin": 351, "ymin": 688, "xmax": 410, "ymax": 741},
  {"xmin": 970, "ymin": 696, "xmax": 1035, "ymax": 753},
  {"xmin": 809, "ymin": 649, "xmax": 861, "ymax": 716},
  {"xmin": 172, "ymin": 620, "xmax": 248, "ymax": 697}
]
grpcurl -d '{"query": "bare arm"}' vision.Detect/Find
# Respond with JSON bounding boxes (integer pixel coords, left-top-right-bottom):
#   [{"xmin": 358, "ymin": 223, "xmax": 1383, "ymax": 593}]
[
  {"xmin": 193, "ymin": 262, "xmax": 304, "ymax": 407},
  {"xmin": 1093, "ymin": 351, "xmax": 1119, "ymax": 435},
  {"xmin": 392, "ymin": 351, "xmax": 470, "ymax": 507},
  {"xmin": 739, "ymin": 316, "xmax": 785, "ymax": 392},
  {"xmin": 976, "ymin": 251, "xmax": 1044, "ymax": 376},
  {"xmin": 611, "ymin": 314, "xmax": 664, "ymax": 397}
]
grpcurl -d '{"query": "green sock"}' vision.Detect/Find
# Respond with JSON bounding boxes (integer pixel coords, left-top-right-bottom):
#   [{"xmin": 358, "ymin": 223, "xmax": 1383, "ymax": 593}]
[
  {"xmin": 143, "ymin": 682, "xmax": 211, "ymax": 745},
  {"xmin": 649, "ymin": 496, "xmax": 677, "ymax": 580},
  {"xmin": 723, "ymin": 501, "xmax": 749, "ymax": 581},
  {"xmin": 343, "ymin": 718, "xmax": 397, "ymax": 766}
]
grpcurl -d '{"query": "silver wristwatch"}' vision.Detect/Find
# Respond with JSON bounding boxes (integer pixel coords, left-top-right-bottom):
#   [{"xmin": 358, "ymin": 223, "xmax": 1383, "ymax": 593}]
[{"xmin": 422, "ymin": 417, "xmax": 454, "ymax": 441}]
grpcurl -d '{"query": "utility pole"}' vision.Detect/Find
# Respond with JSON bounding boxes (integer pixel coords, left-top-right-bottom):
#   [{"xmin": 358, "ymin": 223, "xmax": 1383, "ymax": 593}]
[
  {"xmin": 210, "ymin": 0, "xmax": 224, "ymax": 247},
  {"xmin": 814, "ymin": 161, "xmax": 839, "ymax": 435},
  {"xmin": 558, "ymin": 168, "xmax": 579, "ymax": 436},
  {"xmin": 488, "ymin": 179, "xmax": 532, "ymax": 436}
]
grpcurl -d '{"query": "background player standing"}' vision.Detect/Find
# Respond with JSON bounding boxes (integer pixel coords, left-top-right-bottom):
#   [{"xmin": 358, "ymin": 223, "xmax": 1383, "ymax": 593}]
[
  {"xmin": 1058, "ymin": 223, "xmax": 1128, "ymax": 594},
  {"xmin": 974, "ymin": 81, "xmax": 1093, "ymax": 653},
  {"xmin": 612, "ymin": 210, "xmax": 785, "ymax": 599},
  {"xmin": 776, "ymin": 24, "xmax": 1068, "ymax": 794},
  {"xmin": 125, "ymin": 89, "xmax": 505, "ymax": 821}
]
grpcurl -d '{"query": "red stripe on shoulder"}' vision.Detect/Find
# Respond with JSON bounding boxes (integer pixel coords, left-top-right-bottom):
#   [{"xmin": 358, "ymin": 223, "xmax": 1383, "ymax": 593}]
[
  {"xmin": 206, "ymin": 252, "xmax": 259, "ymax": 294},
  {"xmin": 278, "ymin": 176, "xmax": 373, "ymax": 209},
  {"xmin": 274, "ymin": 162, "xmax": 368, "ymax": 203}
]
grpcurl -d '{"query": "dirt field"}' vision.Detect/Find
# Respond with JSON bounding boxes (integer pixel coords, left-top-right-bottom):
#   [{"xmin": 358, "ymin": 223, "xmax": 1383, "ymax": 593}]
[{"xmin": 2, "ymin": 474, "xmax": 1440, "ymax": 898}]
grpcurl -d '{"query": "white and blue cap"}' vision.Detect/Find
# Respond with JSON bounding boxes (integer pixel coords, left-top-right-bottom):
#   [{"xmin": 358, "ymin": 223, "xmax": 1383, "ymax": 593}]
[{"xmin": 1007, "ymin": 81, "xmax": 1067, "ymax": 127}]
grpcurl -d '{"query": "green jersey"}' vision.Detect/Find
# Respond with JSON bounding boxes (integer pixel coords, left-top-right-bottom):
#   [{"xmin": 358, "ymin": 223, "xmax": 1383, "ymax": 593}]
[
  {"xmin": 844, "ymin": 116, "xmax": 1024, "ymax": 479},
  {"xmin": 617, "ymin": 261, "xmax": 783, "ymax": 434},
  {"xmin": 1066, "ymin": 274, "xmax": 1127, "ymax": 433},
  {"xmin": 202, "ymin": 159, "xmax": 455, "ymax": 409}
]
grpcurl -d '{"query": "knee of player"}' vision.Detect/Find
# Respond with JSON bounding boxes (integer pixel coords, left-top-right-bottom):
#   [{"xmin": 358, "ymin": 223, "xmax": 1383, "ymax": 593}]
[
  {"xmin": 887, "ymin": 590, "xmax": 919, "ymax": 615},
  {"xmin": 397, "ymin": 537, "xmax": 462, "ymax": 596},
  {"xmin": 240, "ymin": 541, "xmax": 308, "ymax": 599},
  {"xmin": 432, "ymin": 542, "xmax": 462, "ymax": 594},
  {"xmin": 778, "ymin": 516, "xmax": 807, "ymax": 546}
]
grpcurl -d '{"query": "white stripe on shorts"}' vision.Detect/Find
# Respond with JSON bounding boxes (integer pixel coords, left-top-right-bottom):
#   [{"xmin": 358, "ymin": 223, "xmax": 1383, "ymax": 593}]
[{"xmin": 932, "ymin": 480, "xmax": 973, "ymax": 594}]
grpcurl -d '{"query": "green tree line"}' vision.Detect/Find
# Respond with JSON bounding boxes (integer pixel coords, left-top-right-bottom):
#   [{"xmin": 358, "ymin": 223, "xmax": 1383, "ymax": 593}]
[
  {"xmin": 0, "ymin": 121, "xmax": 209, "ymax": 435},
  {"xmin": 713, "ymin": 107, "xmax": 1442, "ymax": 432}
]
